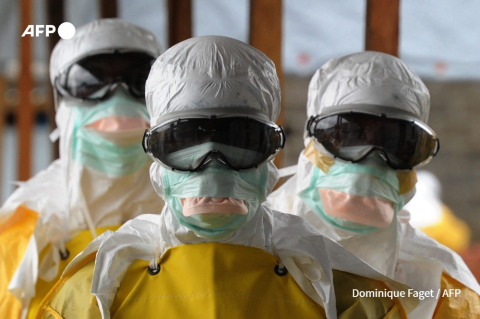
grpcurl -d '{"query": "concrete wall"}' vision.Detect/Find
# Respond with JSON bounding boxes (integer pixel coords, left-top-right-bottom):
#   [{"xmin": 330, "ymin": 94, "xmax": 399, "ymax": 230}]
[{"xmin": 281, "ymin": 76, "xmax": 480, "ymax": 241}]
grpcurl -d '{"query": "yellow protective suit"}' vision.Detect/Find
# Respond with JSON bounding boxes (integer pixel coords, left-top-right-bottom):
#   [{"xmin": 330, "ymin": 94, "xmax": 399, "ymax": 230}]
[
  {"xmin": 37, "ymin": 243, "xmax": 409, "ymax": 319},
  {"xmin": 433, "ymin": 273, "xmax": 480, "ymax": 318},
  {"xmin": 26, "ymin": 225, "xmax": 119, "ymax": 319},
  {"xmin": 0, "ymin": 206, "xmax": 38, "ymax": 318},
  {"xmin": 420, "ymin": 205, "xmax": 471, "ymax": 254},
  {"xmin": 0, "ymin": 205, "xmax": 119, "ymax": 319}
]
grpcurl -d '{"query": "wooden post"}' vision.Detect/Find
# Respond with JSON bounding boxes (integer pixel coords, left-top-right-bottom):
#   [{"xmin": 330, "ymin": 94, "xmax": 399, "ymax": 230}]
[
  {"xmin": 249, "ymin": 0, "xmax": 284, "ymax": 168},
  {"xmin": 99, "ymin": 0, "xmax": 117, "ymax": 18},
  {"xmin": 365, "ymin": 0, "xmax": 400, "ymax": 57},
  {"xmin": 18, "ymin": 0, "xmax": 34, "ymax": 181},
  {"xmin": 46, "ymin": 0, "xmax": 64, "ymax": 160},
  {"xmin": 168, "ymin": 0, "xmax": 192, "ymax": 47}
]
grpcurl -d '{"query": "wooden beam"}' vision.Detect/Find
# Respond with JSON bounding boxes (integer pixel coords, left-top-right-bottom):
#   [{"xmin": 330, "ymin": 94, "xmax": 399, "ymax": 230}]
[
  {"xmin": 18, "ymin": 0, "xmax": 34, "ymax": 180},
  {"xmin": 168, "ymin": 0, "xmax": 192, "ymax": 47},
  {"xmin": 99, "ymin": 0, "xmax": 117, "ymax": 18},
  {"xmin": 46, "ymin": 0, "xmax": 64, "ymax": 160},
  {"xmin": 365, "ymin": 0, "xmax": 400, "ymax": 57},
  {"xmin": 249, "ymin": 0, "xmax": 284, "ymax": 168}
]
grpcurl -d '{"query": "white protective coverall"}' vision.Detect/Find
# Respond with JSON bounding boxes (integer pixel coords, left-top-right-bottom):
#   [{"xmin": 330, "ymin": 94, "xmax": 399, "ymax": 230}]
[
  {"xmin": 268, "ymin": 51, "xmax": 480, "ymax": 318},
  {"xmin": 0, "ymin": 19, "xmax": 164, "ymax": 319},
  {"xmin": 37, "ymin": 37, "xmax": 417, "ymax": 319}
]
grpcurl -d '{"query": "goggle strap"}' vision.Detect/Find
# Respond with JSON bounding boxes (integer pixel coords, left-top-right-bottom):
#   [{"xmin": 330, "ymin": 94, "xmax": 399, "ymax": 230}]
[
  {"xmin": 279, "ymin": 125, "xmax": 287, "ymax": 149},
  {"xmin": 142, "ymin": 129, "xmax": 150, "ymax": 153},
  {"xmin": 434, "ymin": 138, "xmax": 440, "ymax": 156}
]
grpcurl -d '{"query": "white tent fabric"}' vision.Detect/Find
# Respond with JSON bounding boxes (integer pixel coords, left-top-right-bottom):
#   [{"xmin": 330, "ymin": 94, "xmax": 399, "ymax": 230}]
[{"xmin": 1, "ymin": 0, "xmax": 480, "ymax": 79}]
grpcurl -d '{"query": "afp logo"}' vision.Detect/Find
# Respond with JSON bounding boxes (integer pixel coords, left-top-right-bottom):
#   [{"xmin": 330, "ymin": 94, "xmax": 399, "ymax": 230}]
[{"xmin": 21, "ymin": 22, "xmax": 75, "ymax": 39}]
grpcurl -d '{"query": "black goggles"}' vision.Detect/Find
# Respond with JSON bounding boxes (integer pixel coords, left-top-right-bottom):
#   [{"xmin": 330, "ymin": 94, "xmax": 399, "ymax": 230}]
[
  {"xmin": 142, "ymin": 116, "xmax": 286, "ymax": 172},
  {"xmin": 55, "ymin": 51, "xmax": 156, "ymax": 100},
  {"xmin": 306, "ymin": 112, "xmax": 440, "ymax": 170}
]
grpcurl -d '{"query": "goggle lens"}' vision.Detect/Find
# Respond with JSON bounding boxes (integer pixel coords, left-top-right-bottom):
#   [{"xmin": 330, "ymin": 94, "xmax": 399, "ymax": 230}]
[
  {"xmin": 308, "ymin": 113, "xmax": 439, "ymax": 169},
  {"xmin": 56, "ymin": 52, "xmax": 155, "ymax": 100},
  {"xmin": 144, "ymin": 117, "xmax": 285, "ymax": 171}
]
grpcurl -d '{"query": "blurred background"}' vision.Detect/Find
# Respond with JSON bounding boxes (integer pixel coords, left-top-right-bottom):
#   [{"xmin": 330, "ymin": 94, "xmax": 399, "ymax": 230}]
[{"xmin": 1, "ymin": 0, "xmax": 479, "ymax": 262}]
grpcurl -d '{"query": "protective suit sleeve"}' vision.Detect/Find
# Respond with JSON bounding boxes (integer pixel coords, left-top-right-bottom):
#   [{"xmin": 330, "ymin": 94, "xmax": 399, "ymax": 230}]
[
  {"xmin": 333, "ymin": 270, "xmax": 408, "ymax": 319},
  {"xmin": 0, "ymin": 205, "xmax": 39, "ymax": 319},
  {"xmin": 36, "ymin": 254, "xmax": 101, "ymax": 319},
  {"xmin": 432, "ymin": 273, "xmax": 480, "ymax": 318}
]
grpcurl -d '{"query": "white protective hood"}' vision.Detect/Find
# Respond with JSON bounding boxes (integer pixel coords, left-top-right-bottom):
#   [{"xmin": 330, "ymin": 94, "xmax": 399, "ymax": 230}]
[
  {"xmin": 267, "ymin": 51, "xmax": 480, "ymax": 318},
  {"xmin": 145, "ymin": 35, "xmax": 281, "ymax": 200},
  {"xmin": 50, "ymin": 17, "xmax": 164, "ymax": 237},
  {"xmin": 307, "ymin": 51, "xmax": 430, "ymax": 122},
  {"xmin": 57, "ymin": 38, "xmax": 417, "ymax": 319},
  {"xmin": 0, "ymin": 19, "xmax": 164, "ymax": 313},
  {"xmin": 49, "ymin": 18, "xmax": 162, "ymax": 85},
  {"xmin": 146, "ymin": 35, "xmax": 280, "ymax": 125}
]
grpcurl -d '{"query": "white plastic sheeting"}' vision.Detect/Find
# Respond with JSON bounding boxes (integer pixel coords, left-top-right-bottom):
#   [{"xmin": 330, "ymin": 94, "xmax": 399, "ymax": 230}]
[{"xmin": 1, "ymin": 0, "xmax": 480, "ymax": 79}]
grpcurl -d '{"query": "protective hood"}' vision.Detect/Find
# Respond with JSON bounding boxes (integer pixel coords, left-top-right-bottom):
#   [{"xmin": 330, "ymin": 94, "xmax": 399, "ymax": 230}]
[
  {"xmin": 307, "ymin": 51, "xmax": 430, "ymax": 123},
  {"xmin": 50, "ymin": 19, "xmax": 164, "ymax": 235},
  {"xmin": 50, "ymin": 18, "xmax": 163, "ymax": 85},
  {"xmin": 269, "ymin": 152, "xmax": 402, "ymax": 279},
  {"xmin": 268, "ymin": 154, "xmax": 480, "ymax": 318},
  {"xmin": 146, "ymin": 36, "xmax": 281, "ymax": 218},
  {"xmin": 267, "ymin": 53, "xmax": 478, "ymax": 318},
  {"xmin": 145, "ymin": 35, "xmax": 280, "ymax": 125},
  {"xmin": 0, "ymin": 19, "xmax": 165, "ymax": 312}
]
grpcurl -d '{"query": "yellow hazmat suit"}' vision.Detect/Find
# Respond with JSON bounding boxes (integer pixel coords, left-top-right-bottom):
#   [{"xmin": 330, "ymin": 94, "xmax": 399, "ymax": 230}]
[
  {"xmin": 37, "ymin": 37, "xmax": 416, "ymax": 319},
  {"xmin": 38, "ymin": 241, "xmax": 411, "ymax": 319},
  {"xmin": 0, "ymin": 19, "xmax": 164, "ymax": 318}
]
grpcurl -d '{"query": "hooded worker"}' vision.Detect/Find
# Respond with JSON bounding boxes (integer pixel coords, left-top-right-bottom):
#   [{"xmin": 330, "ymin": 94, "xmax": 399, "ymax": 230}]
[
  {"xmin": 36, "ymin": 37, "xmax": 417, "ymax": 319},
  {"xmin": 268, "ymin": 51, "xmax": 480, "ymax": 318},
  {"xmin": 0, "ymin": 19, "xmax": 164, "ymax": 318}
]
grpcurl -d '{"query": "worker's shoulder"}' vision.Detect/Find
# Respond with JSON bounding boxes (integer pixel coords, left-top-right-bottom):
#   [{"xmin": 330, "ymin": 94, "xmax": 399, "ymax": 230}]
[
  {"xmin": 0, "ymin": 205, "xmax": 39, "ymax": 255},
  {"xmin": 434, "ymin": 272, "xmax": 480, "ymax": 318},
  {"xmin": 333, "ymin": 269, "xmax": 409, "ymax": 319},
  {"xmin": 0, "ymin": 159, "xmax": 65, "ymax": 219},
  {"xmin": 38, "ymin": 253, "xmax": 101, "ymax": 319}
]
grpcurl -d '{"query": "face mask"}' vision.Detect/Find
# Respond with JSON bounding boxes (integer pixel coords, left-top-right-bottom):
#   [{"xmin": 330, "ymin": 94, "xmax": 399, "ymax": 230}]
[
  {"xmin": 299, "ymin": 156, "xmax": 404, "ymax": 234},
  {"xmin": 70, "ymin": 90, "xmax": 150, "ymax": 177},
  {"xmin": 162, "ymin": 164, "xmax": 269, "ymax": 239}
]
